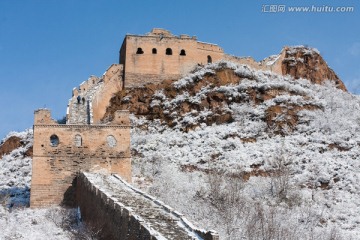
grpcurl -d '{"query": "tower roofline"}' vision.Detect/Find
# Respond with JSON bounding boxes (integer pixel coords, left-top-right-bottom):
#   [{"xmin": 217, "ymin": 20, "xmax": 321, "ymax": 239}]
[{"xmin": 123, "ymin": 28, "xmax": 198, "ymax": 41}]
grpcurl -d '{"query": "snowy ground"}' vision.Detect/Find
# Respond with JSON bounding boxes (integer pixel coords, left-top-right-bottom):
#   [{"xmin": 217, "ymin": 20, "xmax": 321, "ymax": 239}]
[{"xmin": 0, "ymin": 205, "xmax": 73, "ymax": 240}]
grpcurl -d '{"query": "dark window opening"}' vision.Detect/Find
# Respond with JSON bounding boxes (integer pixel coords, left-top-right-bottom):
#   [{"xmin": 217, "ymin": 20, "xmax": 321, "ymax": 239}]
[
  {"xmin": 207, "ymin": 55, "xmax": 212, "ymax": 64},
  {"xmin": 82, "ymin": 97, "xmax": 85, "ymax": 104},
  {"xmin": 180, "ymin": 49, "xmax": 186, "ymax": 56},
  {"xmin": 152, "ymin": 48, "xmax": 157, "ymax": 54},
  {"xmin": 136, "ymin": 48, "xmax": 144, "ymax": 54},
  {"xmin": 166, "ymin": 48, "xmax": 172, "ymax": 55},
  {"xmin": 50, "ymin": 135, "xmax": 59, "ymax": 147}
]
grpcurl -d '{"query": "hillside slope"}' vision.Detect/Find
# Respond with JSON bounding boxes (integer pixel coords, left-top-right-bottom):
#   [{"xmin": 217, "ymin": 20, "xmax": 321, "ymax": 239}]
[{"xmin": 117, "ymin": 59, "xmax": 360, "ymax": 239}]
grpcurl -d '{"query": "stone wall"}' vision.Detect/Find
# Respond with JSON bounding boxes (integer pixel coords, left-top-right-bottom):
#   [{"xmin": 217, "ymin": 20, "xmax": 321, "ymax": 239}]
[
  {"xmin": 30, "ymin": 109, "xmax": 131, "ymax": 208},
  {"xmin": 67, "ymin": 64, "xmax": 124, "ymax": 124},
  {"xmin": 111, "ymin": 174, "xmax": 220, "ymax": 240},
  {"xmin": 124, "ymin": 73, "xmax": 182, "ymax": 88},
  {"xmin": 76, "ymin": 172, "xmax": 219, "ymax": 240},
  {"xmin": 76, "ymin": 172, "xmax": 163, "ymax": 240},
  {"xmin": 91, "ymin": 64, "xmax": 124, "ymax": 123}
]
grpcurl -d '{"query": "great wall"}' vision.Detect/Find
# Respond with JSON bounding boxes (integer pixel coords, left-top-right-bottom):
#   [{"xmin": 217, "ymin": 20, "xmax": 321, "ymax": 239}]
[
  {"xmin": 77, "ymin": 172, "xmax": 219, "ymax": 240},
  {"xmin": 29, "ymin": 28, "xmax": 347, "ymax": 239}
]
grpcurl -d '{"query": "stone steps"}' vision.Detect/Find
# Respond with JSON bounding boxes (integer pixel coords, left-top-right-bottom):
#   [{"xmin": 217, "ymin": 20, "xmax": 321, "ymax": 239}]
[{"xmin": 96, "ymin": 174, "xmax": 201, "ymax": 240}]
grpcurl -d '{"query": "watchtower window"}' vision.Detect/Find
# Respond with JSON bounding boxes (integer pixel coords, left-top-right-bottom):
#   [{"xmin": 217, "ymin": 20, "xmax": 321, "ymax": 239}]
[
  {"xmin": 136, "ymin": 48, "xmax": 144, "ymax": 54},
  {"xmin": 50, "ymin": 135, "xmax": 59, "ymax": 147},
  {"xmin": 74, "ymin": 134, "xmax": 82, "ymax": 147},
  {"xmin": 166, "ymin": 48, "xmax": 172, "ymax": 55},
  {"xmin": 107, "ymin": 135, "xmax": 117, "ymax": 148},
  {"xmin": 207, "ymin": 55, "xmax": 212, "ymax": 64},
  {"xmin": 180, "ymin": 49, "xmax": 186, "ymax": 56},
  {"xmin": 152, "ymin": 48, "xmax": 157, "ymax": 54}
]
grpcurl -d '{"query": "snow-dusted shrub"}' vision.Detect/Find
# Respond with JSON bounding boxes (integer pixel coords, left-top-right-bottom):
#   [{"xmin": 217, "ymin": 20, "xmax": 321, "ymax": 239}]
[{"xmin": 46, "ymin": 207, "xmax": 102, "ymax": 240}]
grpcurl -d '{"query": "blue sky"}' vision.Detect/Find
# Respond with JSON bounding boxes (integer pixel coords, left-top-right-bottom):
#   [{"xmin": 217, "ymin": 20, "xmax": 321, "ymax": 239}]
[{"xmin": 0, "ymin": 0, "xmax": 359, "ymax": 138}]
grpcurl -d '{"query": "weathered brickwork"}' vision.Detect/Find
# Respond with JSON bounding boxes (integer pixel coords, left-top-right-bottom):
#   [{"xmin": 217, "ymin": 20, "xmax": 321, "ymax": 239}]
[
  {"xmin": 76, "ymin": 172, "xmax": 219, "ymax": 240},
  {"xmin": 30, "ymin": 109, "xmax": 131, "ymax": 207}
]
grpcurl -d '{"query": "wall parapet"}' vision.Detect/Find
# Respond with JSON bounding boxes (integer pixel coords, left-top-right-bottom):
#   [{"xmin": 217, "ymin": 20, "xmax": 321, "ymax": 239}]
[
  {"xmin": 112, "ymin": 174, "xmax": 219, "ymax": 240},
  {"xmin": 33, "ymin": 124, "xmax": 131, "ymax": 129},
  {"xmin": 77, "ymin": 172, "xmax": 168, "ymax": 240},
  {"xmin": 77, "ymin": 172, "xmax": 220, "ymax": 240}
]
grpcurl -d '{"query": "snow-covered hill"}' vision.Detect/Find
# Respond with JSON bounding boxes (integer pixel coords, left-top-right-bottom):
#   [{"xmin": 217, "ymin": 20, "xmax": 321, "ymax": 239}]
[{"xmin": 128, "ymin": 60, "xmax": 360, "ymax": 239}]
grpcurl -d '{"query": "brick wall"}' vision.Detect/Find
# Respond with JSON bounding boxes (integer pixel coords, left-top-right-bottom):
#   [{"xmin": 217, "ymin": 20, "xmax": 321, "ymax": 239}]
[{"xmin": 124, "ymin": 73, "xmax": 181, "ymax": 88}]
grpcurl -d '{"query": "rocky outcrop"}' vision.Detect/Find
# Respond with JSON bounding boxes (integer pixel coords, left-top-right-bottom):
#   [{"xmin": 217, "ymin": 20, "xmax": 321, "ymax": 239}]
[
  {"xmin": 279, "ymin": 46, "xmax": 347, "ymax": 91},
  {"xmin": 260, "ymin": 46, "xmax": 347, "ymax": 91},
  {"xmin": 0, "ymin": 136, "xmax": 22, "ymax": 158},
  {"xmin": 0, "ymin": 135, "xmax": 33, "ymax": 159}
]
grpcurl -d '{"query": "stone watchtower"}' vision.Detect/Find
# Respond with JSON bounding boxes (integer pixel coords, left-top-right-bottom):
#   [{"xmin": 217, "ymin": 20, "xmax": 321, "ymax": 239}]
[
  {"xmin": 30, "ymin": 109, "xmax": 131, "ymax": 207},
  {"xmin": 119, "ymin": 28, "xmax": 225, "ymax": 88}
]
